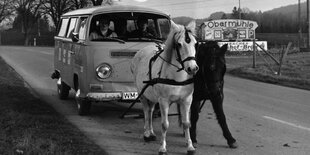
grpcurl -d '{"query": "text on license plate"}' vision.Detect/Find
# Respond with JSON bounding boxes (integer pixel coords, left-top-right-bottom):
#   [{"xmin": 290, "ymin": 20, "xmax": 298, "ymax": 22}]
[{"xmin": 122, "ymin": 92, "xmax": 138, "ymax": 100}]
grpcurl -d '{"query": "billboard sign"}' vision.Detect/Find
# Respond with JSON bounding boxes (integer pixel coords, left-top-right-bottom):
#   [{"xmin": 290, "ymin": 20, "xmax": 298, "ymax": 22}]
[
  {"xmin": 200, "ymin": 19, "xmax": 258, "ymax": 40},
  {"xmin": 218, "ymin": 41, "xmax": 268, "ymax": 52}
]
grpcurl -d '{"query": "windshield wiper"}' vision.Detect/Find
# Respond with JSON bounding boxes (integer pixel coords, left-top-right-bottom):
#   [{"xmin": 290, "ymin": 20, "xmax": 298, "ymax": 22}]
[
  {"xmin": 106, "ymin": 37, "xmax": 126, "ymax": 44},
  {"xmin": 92, "ymin": 37, "xmax": 126, "ymax": 44},
  {"xmin": 129, "ymin": 37, "xmax": 163, "ymax": 44}
]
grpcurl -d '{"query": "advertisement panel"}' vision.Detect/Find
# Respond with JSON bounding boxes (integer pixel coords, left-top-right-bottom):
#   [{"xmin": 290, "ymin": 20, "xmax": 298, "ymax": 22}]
[
  {"xmin": 200, "ymin": 19, "xmax": 258, "ymax": 40},
  {"xmin": 218, "ymin": 41, "xmax": 268, "ymax": 51}
]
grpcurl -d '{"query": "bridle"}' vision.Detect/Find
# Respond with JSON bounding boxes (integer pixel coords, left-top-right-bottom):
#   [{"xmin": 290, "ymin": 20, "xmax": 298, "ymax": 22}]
[{"xmin": 159, "ymin": 26, "xmax": 196, "ymax": 72}]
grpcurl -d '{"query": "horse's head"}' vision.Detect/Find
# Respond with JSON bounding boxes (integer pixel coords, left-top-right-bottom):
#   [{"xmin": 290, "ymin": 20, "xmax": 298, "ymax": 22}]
[
  {"xmin": 170, "ymin": 20, "xmax": 199, "ymax": 75},
  {"xmin": 197, "ymin": 41, "xmax": 227, "ymax": 83}
]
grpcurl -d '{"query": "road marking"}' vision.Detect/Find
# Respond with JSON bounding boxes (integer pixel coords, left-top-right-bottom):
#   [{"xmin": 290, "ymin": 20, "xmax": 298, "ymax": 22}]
[{"xmin": 263, "ymin": 116, "xmax": 310, "ymax": 132}]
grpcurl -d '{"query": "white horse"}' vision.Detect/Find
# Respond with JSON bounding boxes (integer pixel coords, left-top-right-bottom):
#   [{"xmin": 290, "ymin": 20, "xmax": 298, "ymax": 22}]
[{"xmin": 131, "ymin": 20, "xmax": 198, "ymax": 155}]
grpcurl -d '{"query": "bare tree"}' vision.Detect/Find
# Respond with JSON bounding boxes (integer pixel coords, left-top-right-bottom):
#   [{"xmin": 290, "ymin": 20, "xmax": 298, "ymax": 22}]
[
  {"xmin": 71, "ymin": 0, "xmax": 89, "ymax": 9},
  {"xmin": 15, "ymin": 0, "xmax": 45, "ymax": 45},
  {"xmin": 43, "ymin": 0, "xmax": 89, "ymax": 28},
  {"xmin": 90, "ymin": 0, "xmax": 103, "ymax": 6},
  {"xmin": 43, "ymin": 0, "xmax": 74, "ymax": 28},
  {"xmin": 43, "ymin": 0, "xmax": 118, "ymax": 29},
  {"xmin": 0, "ymin": 0, "xmax": 17, "ymax": 24},
  {"xmin": 90, "ymin": 0, "xmax": 115, "ymax": 6}
]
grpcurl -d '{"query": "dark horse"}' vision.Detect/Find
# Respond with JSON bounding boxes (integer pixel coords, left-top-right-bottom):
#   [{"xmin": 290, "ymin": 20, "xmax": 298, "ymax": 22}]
[{"xmin": 190, "ymin": 41, "xmax": 238, "ymax": 148}]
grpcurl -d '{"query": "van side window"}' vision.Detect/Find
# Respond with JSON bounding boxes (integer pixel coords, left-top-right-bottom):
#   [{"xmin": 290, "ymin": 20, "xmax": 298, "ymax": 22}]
[
  {"xmin": 78, "ymin": 17, "xmax": 88, "ymax": 40},
  {"xmin": 67, "ymin": 17, "xmax": 78, "ymax": 38},
  {"xmin": 58, "ymin": 18, "xmax": 69, "ymax": 37}
]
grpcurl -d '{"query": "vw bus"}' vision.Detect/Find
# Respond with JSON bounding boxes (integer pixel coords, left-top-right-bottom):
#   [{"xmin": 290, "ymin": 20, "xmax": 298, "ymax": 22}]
[{"xmin": 52, "ymin": 5, "xmax": 170, "ymax": 115}]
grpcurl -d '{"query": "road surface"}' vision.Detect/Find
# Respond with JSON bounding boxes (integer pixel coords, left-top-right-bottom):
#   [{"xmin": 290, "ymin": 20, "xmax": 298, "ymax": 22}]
[{"xmin": 1, "ymin": 46, "xmax": 310, "ymax": 155}]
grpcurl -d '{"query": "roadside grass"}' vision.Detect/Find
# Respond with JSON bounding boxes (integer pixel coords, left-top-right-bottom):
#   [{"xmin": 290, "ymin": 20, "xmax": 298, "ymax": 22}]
[
  {"xmin": 0, "ymin": 57, "xmax": 107, "ymax": 155},
  {"xmin": 226, "ymin": 52, "xmax": 310, "ymax": 91}
]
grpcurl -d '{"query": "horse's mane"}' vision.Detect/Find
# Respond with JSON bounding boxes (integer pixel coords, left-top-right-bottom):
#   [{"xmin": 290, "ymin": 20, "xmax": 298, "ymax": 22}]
[{"xmin": 163, "ymin": 24, "xmax": 184, "ymax": 63}]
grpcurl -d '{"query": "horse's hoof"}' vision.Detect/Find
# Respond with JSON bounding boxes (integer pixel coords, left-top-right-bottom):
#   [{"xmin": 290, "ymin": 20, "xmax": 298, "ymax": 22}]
[
  {"xmin": 193, "ymin": 142, "xmax": 198, "ymax": 148},
  {"xmin": 187, "ymin": 150, "xmax": 196, "ymax": 155},
  {"xmin": 228, "ymin": 141, "xmax": 238, "ymax": 149},
  {"xmin": 158, "ymin": 151, "xmax": 168, "ymax": 155},
  {"xmin": 143, "ymin": 135, "xmax": 156, "ymax": 142}
]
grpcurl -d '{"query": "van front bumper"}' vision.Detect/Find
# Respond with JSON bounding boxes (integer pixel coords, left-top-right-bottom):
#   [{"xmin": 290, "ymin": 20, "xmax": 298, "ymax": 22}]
[{"xmin": 86, "ymin": 92, "xmax": 138, "ymax": 101}]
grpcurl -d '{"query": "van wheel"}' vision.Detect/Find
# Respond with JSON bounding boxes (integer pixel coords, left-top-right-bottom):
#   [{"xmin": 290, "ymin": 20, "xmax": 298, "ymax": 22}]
[
  {"xmin": 57, "ymin": 78, "xmax": 70, "ymax": 99},
  {"xmin": 75, "ymin": 89, "xmax": 91, "ymax": 116}
]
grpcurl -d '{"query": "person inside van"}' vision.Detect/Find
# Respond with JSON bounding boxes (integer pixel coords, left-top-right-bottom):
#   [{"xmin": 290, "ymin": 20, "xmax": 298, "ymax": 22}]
[
  {"xmin": 129, "ymin": 16, "xmax": 156, "ymax": 38},
  {"xmin": 89, "ymin": 18, "xmax": 117, "ymax": 40}
]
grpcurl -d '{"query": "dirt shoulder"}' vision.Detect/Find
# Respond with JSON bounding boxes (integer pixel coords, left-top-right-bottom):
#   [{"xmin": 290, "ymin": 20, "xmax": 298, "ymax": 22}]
[{"xmin": 0, "ymin": 57, "xmax": 107, "ymax": 154}]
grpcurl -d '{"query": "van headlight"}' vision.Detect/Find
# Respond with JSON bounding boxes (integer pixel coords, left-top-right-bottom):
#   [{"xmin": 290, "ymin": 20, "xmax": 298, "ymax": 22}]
[{"xmin": 96, "ymin": 63, "xmax": 112, "ymax": 79}]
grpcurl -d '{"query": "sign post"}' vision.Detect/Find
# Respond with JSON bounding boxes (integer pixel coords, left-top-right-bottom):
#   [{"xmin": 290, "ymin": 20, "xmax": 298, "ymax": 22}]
[{"xmin": 253, "ymin": 39, "xmax": 256, "ymax": 68}]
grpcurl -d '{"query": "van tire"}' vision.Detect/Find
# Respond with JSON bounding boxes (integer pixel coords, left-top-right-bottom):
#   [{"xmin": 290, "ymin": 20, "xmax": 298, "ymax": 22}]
[
  {"xmin": 57, "ymin": 80, "xmax": 70, "ymax": 99},
  {"xmin": 77, "ymin": 98, "xmax": 91, "ymax": 116},
  {"xmin": 75, "ymin": 89, "xmax": 91, "ymax": 115}
]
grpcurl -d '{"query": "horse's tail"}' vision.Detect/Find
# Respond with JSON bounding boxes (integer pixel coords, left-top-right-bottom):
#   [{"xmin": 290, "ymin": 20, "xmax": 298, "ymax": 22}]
[{"xmin": 177, "ymin": 104, "xmax": 182, "ymax": 127}]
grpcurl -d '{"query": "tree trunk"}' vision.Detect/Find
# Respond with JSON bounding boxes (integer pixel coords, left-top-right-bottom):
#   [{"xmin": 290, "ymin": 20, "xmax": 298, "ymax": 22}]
[{"xmin": 24, "ymin": 33, "xmax": 29, "ymax": 46}]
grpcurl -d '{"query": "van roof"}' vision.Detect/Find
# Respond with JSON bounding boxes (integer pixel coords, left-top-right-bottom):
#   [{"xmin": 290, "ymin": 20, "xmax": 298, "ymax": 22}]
[{"xmin": 62, "ymin": 4, "xmax": 170, "ymax": 18}]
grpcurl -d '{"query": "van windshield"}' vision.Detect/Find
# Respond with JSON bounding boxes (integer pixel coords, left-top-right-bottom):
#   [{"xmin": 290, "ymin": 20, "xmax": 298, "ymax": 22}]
[{"xmin": 89, "ymin": 12, "xmax": 170, "ymax": 42}]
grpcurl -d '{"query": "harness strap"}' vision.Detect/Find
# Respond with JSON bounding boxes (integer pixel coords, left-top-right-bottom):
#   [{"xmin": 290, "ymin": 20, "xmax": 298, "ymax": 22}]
[
  {"xmin": 177, "ymin": 56, "xmax": 196, "ymax": 72},
  {"xmin": 148, "ymin": 45, "xmax": 164, "ymax": 80},
  {"xmin": 143, "ymin": 78, "xmax": 194, "ymax": 86}
]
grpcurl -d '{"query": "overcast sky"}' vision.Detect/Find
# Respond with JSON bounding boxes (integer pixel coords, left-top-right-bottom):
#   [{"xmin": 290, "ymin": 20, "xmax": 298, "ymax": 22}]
[{"xmin": 118, "ymin": 0, "xmax": 305, "ymax": 19}]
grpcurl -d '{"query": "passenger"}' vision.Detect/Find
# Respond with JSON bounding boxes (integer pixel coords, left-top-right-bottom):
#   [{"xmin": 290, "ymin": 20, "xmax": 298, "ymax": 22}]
[
  {"xmin": 129, "ymin": 17, "xmax": 156, "ymax": 38},
  {"xmin": 90, "ymin": 18, "xmax": 117, "ymax": 40}
]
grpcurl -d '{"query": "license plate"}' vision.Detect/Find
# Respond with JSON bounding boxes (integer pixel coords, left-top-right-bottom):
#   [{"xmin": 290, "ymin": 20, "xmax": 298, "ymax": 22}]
[
  {"xmin": 87, "ymin": 92, "xmax": 122, "ymax": 101},
  {"xmin": 122, "ymin": 92, "xmax": 138, "ymax": 100}
]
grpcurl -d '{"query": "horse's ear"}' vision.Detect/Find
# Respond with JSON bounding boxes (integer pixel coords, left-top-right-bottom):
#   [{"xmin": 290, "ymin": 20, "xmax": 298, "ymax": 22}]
[
  {"xmin": 170, "ymin": 20, "xmax": 180, "ymax": 31},
  {"xmin": 220, "ymin": 44, "xmax": 228, "ymax": 55},
  {"xmin": 186, "ymin": 20, "xmax": 196, "ymax": 33}
]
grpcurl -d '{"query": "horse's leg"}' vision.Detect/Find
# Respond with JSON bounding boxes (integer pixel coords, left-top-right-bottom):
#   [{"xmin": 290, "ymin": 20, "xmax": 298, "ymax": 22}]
[
  {"xmin": 158, "ymin": 98, "xmax": 169, "ymax": 154},
  {"xmin": 141, "ymin": 96, "xmax": 156, "ymax": 142},
  {"xmin": 190, "ymin": 98, "xmax": 201, "ymax": 146},
  {"xmin": 210, "ymin": 92, "xmax": 238, "ymax": 148},
  {"xmin": 148, "ymin": 100, "xmax": 156, "ymax": 140},
  {"xmin": 180, "ymin": 98, "xmax": 195, "ymax": 154}
]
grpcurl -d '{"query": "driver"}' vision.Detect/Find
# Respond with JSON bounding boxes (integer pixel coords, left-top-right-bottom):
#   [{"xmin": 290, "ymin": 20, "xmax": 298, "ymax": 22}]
[{"xmin": 90, "ymin": 18, "xmax": 117, "ymax": 40}]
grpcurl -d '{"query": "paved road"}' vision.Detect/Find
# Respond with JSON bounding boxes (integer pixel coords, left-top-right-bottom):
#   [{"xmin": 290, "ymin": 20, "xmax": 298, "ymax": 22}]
[{"xmin": 1, "ymin": 46, "xmax": 310, "ymax": 155}]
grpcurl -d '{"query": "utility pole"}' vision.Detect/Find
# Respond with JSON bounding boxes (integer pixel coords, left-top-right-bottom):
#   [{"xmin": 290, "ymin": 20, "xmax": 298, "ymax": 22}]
[
  {"xmin": 239, "ymin": 0, "xmax": 241, "ymax": 19},
  {"xmin": 298, "ymin": 0, "xmax": 302, "ymax": 48},
  {"xmin": 308, "ymin": 0, "xmax": 310, "ymax": 48}
]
